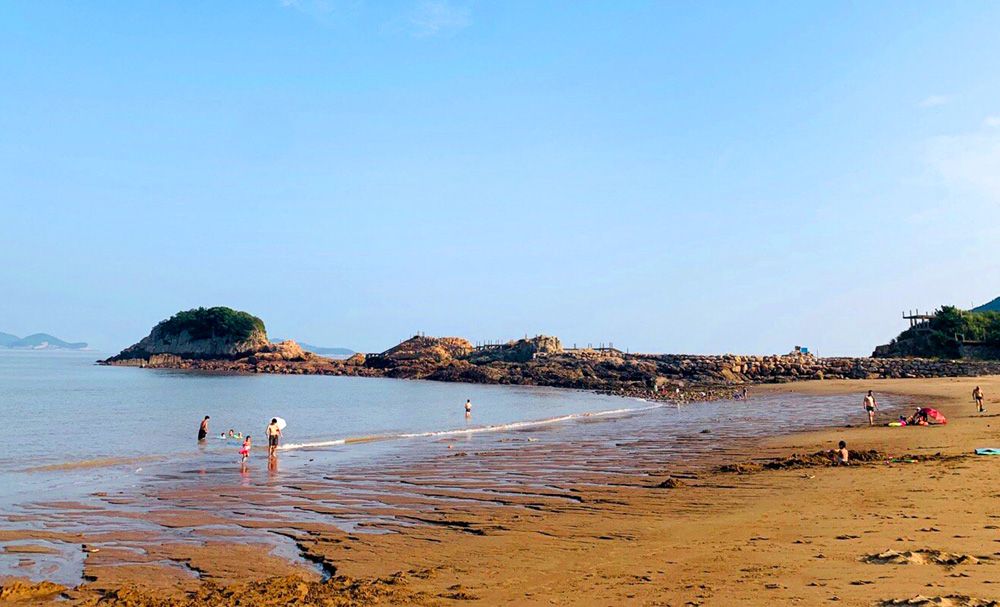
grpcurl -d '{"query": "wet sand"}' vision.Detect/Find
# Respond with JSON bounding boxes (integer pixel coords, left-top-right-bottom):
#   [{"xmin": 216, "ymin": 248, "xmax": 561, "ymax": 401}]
[{"xmin": 3, "ymin": 377, "xmax": 1000, "ymax": 606}]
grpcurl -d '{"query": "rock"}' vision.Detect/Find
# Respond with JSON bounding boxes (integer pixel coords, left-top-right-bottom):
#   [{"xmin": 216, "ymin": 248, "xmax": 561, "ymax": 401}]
[
  {"xmin": 105, "ymin": 307, "xmax": 270, "ymax": 361},
  {"xmin": 655, "ymin": 477, "xmax": 684, "ymax": 489},
  {"xmin": 0, "ymin": 579, "xmax": 66, "ymax": 601}
]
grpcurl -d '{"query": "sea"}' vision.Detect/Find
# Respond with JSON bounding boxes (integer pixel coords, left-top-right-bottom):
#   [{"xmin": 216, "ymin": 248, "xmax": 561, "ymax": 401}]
[{"xmin": 0, "ymin": 349, "xmax": 911, "ymax": 584}]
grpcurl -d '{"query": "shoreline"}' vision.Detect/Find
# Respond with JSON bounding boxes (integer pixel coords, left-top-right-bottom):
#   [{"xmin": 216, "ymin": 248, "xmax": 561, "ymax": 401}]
[{"xmin": 3, "ymin": 376, "xmax": 1000, "ymax": 605}]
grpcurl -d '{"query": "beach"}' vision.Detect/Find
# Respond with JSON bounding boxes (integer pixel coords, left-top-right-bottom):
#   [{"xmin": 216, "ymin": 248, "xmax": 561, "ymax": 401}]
[{"xmin": 3, "ymin": 376, "xmax": 999, "ymax": 606}]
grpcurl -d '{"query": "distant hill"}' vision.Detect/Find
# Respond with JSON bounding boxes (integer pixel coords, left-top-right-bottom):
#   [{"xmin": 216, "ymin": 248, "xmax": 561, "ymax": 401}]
[
  {"xmin": 272, "ymin": 339, "xmax": 354, "ymax": 357},
  {"xmin": 972, "ymin": 297, "xmax": 1000, "ymax": 313},
  {"xmin": 0, "ymin": 332, "xmax": 88, "ymax": 350}
]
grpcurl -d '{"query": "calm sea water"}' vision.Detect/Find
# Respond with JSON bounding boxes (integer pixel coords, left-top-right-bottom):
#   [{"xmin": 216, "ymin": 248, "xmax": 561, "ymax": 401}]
[
  {"xmin": 0, "ymin": 350, "xmax": 915, "ymax": 585},
  {"xmin": 0, "ymin": 350, "xmax": 645, "ymax": 504},
  {"xmin": 0, "ymin": 350, "xmax": 910, "ymax": 509}
]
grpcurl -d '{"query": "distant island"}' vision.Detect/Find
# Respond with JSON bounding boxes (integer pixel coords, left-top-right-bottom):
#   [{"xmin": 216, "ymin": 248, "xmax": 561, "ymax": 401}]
[
  {"xmin": 102, "ymin": 306, "xmax": 1000, "ymax": 399},
  {"xmin": 271, "ymin": 340, "xmax": 354, "ymax": 357},
  {"xmin": 972, "ymin": 296, "xmax": 1000, "ymax": 313},
  {"xmin": 0, "ymin": 331, "xmax": 88, "ymax": 350}
]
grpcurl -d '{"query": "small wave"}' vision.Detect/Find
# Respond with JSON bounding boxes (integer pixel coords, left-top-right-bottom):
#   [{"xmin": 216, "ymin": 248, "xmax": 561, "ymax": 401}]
[
  {"xmin": 25, "ymin": 454, "xmax": 167, "ymax": 472},
  {"xmin": 276, "ymin": 438, "xmax": 346, "ymax": 450},
  {"xmin": 277, "ymin": 400, "xmax": 665, "ymax": 452}
]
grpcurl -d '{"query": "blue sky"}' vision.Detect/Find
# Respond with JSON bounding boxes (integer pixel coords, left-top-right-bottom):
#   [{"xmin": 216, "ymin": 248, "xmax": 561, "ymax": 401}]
[{"xmin": 2, "ymin": 1, "xmax": 999, "ymax": 355}]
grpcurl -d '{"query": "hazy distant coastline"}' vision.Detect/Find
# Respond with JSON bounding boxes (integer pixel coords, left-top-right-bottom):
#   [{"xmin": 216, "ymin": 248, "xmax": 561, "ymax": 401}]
[{"xmin": 0, "ymin": 332, "xmax": 88, "ymax": 350}]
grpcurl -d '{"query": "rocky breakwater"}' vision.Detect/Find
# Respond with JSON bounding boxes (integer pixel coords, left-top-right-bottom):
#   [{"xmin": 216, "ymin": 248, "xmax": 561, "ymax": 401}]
[
  {"xmin": 101, "ymin": 306, "xmax": 345, "ymax": 374},
  {"xmin": 380, "ymin": 336, "xmax": 664, "ymax": 392},
  {"xmin": 636, "ymin": 353, "xmax": 1000, "ymax": 387},
  {"xmin": 103, "ymin": 312, "xmax": 1000, "ymax": 393}
]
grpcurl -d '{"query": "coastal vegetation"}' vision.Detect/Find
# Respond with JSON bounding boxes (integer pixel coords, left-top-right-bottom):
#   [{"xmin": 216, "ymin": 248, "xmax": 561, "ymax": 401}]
[
  {"xmin": 107, "ymin": 306, "xmax": 271, "ymax": 361},
  {"xmin": 877, "ymin": 305, "xmax": 1000, "ymax": 359},
  {"xmin": 155, "ymin": 307, "xmax": 266, "ymax": 341}
]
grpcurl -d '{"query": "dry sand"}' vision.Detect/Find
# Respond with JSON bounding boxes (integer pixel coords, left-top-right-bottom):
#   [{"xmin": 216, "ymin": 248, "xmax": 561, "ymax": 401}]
[{"xmin": 3, "ymin": 377, "xmax": 1000, "ymax": 606}]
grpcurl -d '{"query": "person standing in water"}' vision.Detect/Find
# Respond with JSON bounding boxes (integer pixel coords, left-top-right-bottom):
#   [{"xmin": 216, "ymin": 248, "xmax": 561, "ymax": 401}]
[
  {"xmin": 863, "ymin": 390, "xmax": 878, "ymax": 426},
  {"xmin": 197, "ymin": 416, "xmax": 210, "ymax": 441},
  {"xmin": 973, "ymin": 386, "xmax": 985, "ymax": 413},
  {"xmin": 240, "ymin": 435, "xmax": 252, "ymax": 466},
  {"xmin": 266, "ymin": 418, "xmax": 281, "ymax": 458},
  {"xmin": 465, "ymin": 399, "xmax": 472, "ymax": 416}
]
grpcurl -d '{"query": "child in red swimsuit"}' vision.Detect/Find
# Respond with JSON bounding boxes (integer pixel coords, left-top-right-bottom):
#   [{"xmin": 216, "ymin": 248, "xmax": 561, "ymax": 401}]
[{"xmin": 240, "ymin": 436, "xmax": 252, "ymax": 463}]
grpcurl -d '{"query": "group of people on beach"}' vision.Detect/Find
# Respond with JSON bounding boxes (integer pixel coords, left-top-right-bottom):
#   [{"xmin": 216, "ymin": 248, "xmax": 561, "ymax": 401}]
[
  {"xmin": 862, "ymin": 386, "xmax": 985, "ymax": 428},
  {"xmin": 836, "ymin": 384, "xmax": 987, "ymax": 464},
  {"xmin": 197, "ymin": 415, "xmax": 283, "ymax": 467}
]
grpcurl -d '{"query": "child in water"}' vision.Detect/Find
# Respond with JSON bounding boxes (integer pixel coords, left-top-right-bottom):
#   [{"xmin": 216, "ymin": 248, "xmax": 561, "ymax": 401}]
[{"xmin": 240, "ymin": 435, "xmax": 252, "ymax": 463}]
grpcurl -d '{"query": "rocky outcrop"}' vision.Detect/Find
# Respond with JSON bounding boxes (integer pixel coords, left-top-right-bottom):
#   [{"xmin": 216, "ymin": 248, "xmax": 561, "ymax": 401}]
[
  {"xmin": 110, "ymin": 326, "xmax": 270, "ymax": 360},
  {"xmin": 107, "ymin": 307, "xmax": 271, "ymax": 362},
  {"xmin": 467, "ymin": 335, "xmax": 563, "ymax": 364},
  {"xmin": 364, "ymin": 335, "xmax": 474, "ymax": 377},
  {"xmin": 104, "ymin": 315, "xmax": 1000, "ymax": 399}
]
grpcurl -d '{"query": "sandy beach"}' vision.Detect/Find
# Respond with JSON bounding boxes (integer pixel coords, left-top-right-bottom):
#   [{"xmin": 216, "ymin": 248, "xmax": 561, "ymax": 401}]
[{"xmin": 3, "ymin": 376, "xmax": 1000, "ymax": 606}]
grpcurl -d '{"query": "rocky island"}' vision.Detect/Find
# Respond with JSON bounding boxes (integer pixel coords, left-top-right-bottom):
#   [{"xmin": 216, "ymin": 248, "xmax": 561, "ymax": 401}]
[{"xmin": 103, "ymin": 306, "xmax": 1000, "ymax": 399}]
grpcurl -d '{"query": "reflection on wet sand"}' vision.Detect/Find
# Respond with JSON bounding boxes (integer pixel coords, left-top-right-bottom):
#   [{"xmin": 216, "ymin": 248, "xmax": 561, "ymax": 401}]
[{"xmin": 0, "ymin": 392, "xmax": 904, "ymax": 590}]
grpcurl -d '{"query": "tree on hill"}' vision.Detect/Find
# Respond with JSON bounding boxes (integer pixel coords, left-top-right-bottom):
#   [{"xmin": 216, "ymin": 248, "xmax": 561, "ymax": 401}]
[
  {"xmin": 155, "ymin": 307, "xmax": 266, "ymax": 341},
  {"xmin": 879, "ymin": 305, "xmax": 1000, "ymax": 358}
]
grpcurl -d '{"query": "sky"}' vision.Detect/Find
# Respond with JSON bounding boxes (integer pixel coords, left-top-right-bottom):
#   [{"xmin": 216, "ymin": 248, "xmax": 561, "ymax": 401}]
[{"xmin": 2, "ymin": 1, "xmax": 999, "ymax": 356}]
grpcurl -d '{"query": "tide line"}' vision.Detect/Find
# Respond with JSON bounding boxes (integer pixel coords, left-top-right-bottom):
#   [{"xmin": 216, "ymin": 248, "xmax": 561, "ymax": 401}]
[{"xmin": 278, "ymin": 400, "xmax": 664, "ymax": 452}]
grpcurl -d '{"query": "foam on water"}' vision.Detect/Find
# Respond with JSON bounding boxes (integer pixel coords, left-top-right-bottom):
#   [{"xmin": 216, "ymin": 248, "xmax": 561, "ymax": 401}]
[{"xmin": 278, "ymin": 401, "xmax": 665, "ymax": 451}]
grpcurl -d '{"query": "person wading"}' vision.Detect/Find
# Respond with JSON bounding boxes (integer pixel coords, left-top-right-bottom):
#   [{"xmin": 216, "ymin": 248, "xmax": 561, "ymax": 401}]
[
  {"xmin": 197, "ymin": 415, "xmax": 210, "ymax": 441},
  {"xmin": 863, "ymin": 390, "xmax": 878, "ymax": 426},
  {"xmin": 266, "ymin": 418, "xmax": 282, "ymax": 458}
]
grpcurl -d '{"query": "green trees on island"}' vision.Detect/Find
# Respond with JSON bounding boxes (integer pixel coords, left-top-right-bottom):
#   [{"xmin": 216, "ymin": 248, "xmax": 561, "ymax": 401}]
[
  {"xmin": 887, "ymin": 305, "xmax": 1000, "ymax": 358},
  {"xmin": 155, "ymin": 307, "xmax": 266, "ymax": 341}
]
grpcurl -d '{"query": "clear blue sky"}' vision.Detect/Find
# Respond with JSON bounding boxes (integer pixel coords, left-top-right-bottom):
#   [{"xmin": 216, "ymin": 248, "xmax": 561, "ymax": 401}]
[{"xmin": 2, "ymin": 1, "xmax": 999, "ymax": 355}]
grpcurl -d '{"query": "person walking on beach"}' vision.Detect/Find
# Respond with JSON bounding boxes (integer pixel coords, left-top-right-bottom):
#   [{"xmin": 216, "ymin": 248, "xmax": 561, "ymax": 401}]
[
  {"xmin": 266, "ymin": 418, "xmax": 281, "ymax": 458},
  {"xmin": 198, "ymin": 416, "xmax": 210, "ymax": 441},
  {"xmin": 863, "ymin": 390, "xmax": 878, "ymax": 426},
  {"xmin": 974, "ymin": 386, "xmax": 985, "ymax": 413}
]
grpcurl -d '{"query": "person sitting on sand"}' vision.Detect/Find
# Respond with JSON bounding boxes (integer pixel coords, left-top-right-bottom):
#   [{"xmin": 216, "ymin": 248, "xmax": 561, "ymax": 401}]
[
  {"xmin": 906, "ymin": 406, "xmax": 947, "ymax": 426},
  {"xmin": 974, "ymin": 386, "xmax": 985, "ymax": 413},
  {"xmin": 906, "ymin": 407, "xmax": 930, "ymax": 426},
  {"xmin": 835, "ymin": 440, "xmax": 849, "ymax": 465},
  {"xmin": 240, "ymin": 435, "xmax": 252, "ymax": 464},
  {"xmin": 198, "ymin": 416, "xmax": 210, "ymax": 441},
  {"xmin": 863, "ymin": 391, "xmax": 878, "ymax": 426},
  {"xmin": 266, "ymin": 418, "xmax": 281, "ymax": 458}
]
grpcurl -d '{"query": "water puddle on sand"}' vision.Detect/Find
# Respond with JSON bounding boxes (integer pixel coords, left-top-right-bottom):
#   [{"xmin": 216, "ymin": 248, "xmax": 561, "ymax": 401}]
[{"xmin": 0, "ymin": 392, "xmax": 912, "ymax": 585}]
